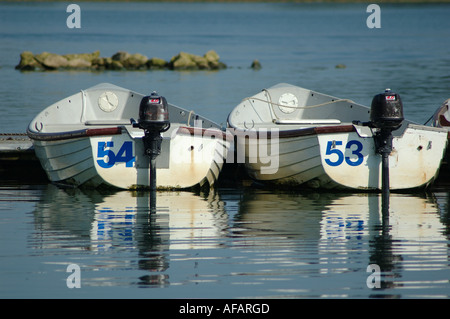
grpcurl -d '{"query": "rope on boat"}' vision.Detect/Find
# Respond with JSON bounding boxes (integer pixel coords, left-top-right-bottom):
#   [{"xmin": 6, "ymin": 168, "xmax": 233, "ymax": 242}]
[
  {"xmin": 242, "ymin": 94, "xmax": 355, "ymax": 110},
  {"xmin": 240, "ymin": 89, "xmax": 357, "ymax": 122},
  {"xmin": 0, "ymin": 133, "xmax": 27, "ymax": 136},
  {"xmin": 0, "ymin": 133, "xmax": 30, "ymax": 141},
  {"xmin": 187, "ymin": 110, "xmax": 195, "ymax": 127}
]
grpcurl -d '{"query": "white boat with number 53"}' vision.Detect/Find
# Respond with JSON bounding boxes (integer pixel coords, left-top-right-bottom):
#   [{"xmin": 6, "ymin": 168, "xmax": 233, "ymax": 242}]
[
  {"xmin": 227, "ymin": 83, "xmax": 448, "ymax": 190},
  {"xmin": 27, "ymin": 83, "xmax": 229, "ymax": 190}
]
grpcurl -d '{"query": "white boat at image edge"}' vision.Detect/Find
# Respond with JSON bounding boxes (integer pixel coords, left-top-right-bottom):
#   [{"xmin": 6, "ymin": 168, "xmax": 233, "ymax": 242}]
[
  {"xmin": 227, "ymin": 83, "xmax": 449, "ymax": 190},
  {"xmin": 431, "ymin": 98, "xmax": 450, "ymax": 129},
  {"xmin": 27, "ymin": 83, "xmax": 229, "ymax": 189}
]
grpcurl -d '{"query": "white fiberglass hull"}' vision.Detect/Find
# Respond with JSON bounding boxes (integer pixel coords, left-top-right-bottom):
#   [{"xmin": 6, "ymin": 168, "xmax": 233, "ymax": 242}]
[
  {"xmin": 234, "ymin": 124, "xmax": 447, "ymax": 190},
  {"xmin": 28, "ymin": 83, "xmax": 229, "ymax": 190},
  {"xmin": 228, "ymin": 83, "xmax": 448, "ymax": 190},
  {"xmin": 32, "ymin": 126, "xmax": 228, "ymax": 190}
]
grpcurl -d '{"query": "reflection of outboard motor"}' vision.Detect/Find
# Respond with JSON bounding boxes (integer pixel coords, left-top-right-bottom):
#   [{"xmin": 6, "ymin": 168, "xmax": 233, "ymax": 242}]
[
  {"xmin": 370, "ymin": 89, "xmax": 404, "ymax": 211},
  {"xmin": 131, "ymin": 92, "xmax": 170, "ymax": 191}
]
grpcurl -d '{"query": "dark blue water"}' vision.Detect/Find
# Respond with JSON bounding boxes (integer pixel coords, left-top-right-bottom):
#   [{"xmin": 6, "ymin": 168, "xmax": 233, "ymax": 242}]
[
  {"xmin": 1, "ymin": 2, "xmax": 450, "ymax": 130},
  {"xmin": 1, "ymin": 184, "xmax": 449, "ymax": 299},
  {"xmin": 1, "ymin": 2, "xmax": 450, "ymax": 299}
]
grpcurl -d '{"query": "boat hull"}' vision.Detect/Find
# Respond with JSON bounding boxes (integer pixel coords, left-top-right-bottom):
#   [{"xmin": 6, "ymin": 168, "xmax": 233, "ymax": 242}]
[
  {"xmin": 233, "ymin": 124, "xmax": 447, "ymax": 190},
  {"xmin": 228, "ymin": 83, "xmax": 449, "ymax": 190},
  {"xmin": 33, "ymin": 137, "xmax": 101, "ymax": 187},
  {"xmin": 236, "ymin": 129, "xmax": 330, "ymax": 188},
  {"xmin": 28, "ymin": 83, "xmax": 229, "ymax": 190},
  {"xmin": 317, "ymin": 124, "xmax": 448, "ymax": 190},
  {"xmin": 32, "ymin": 126, "xmax": 228, "ymax": 189}
]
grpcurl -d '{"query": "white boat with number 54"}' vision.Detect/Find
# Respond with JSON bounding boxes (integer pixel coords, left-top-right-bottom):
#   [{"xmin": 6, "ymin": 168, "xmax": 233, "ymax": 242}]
[
  {"xmin": 227, "ymin": 83, "xmax": 448, "ymax": 190},
  {"xmin": 27, "ymin": 83, "xmax": 229, "ymax": 190}
]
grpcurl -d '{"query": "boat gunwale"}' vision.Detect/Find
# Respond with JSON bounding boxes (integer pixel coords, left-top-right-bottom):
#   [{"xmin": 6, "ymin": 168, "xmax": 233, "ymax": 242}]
[
  {"xmin": 27, "ymin": 126, "xmax": 123, "ymax": 142},
  {"xmin": 227, "ymin": 123, "xmax": 356, "ymax": 139},
  {"xmin": 27, "ymin": 125, "xmax": 232, "ymax": 142}
]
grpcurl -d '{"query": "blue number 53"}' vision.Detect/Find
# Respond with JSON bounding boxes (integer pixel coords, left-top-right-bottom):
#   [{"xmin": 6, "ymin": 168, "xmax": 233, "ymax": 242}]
[{"xmin": 324, "ymin": 140, "xmax": 364, "ymax": 167}]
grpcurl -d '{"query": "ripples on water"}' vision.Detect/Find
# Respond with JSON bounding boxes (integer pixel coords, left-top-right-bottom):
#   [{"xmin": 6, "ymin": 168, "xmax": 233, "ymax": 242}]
[{"xmin": 1, "ymin": 184, "xmax": 449, "ymax": 299}]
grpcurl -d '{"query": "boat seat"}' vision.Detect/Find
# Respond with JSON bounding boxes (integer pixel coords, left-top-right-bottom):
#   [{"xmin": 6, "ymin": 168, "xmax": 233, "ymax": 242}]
[
  {"xmin": 85, "ymin": 120, "xmax": 132, "ymax": 125},
  {"xmin": 274, "ymin": 119, "xmax": 341, "ymax": 125},
  {"xmin": 439, "ymin": 114, "xmax": 450, "ymax": 127}
]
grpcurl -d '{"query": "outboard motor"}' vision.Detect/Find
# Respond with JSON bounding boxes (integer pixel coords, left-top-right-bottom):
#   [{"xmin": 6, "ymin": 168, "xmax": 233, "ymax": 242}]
[
  {"xmin": 137, "ymin": 92, "xmax": 170, "ymax": 132},
  {"xmin": 370, "ymin": 89, "xmax": 404, "ymax": 212},
  {"xmin": 370, "ymin": 89, "xmax": 404, "ymax": 130},
  {"xmin": 131, "ymin": 92, "xmax": 170, "ymax": 191}
]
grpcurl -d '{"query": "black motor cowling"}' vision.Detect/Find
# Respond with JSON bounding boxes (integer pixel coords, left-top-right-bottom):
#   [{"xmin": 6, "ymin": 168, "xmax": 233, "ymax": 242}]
[
  {"xmin": 370, "ymin": 89, "xmax": 404, "ymax": 130},
  {"xmin": 137, "ymin": 92, "xmax": 170, "ymax": 132}
]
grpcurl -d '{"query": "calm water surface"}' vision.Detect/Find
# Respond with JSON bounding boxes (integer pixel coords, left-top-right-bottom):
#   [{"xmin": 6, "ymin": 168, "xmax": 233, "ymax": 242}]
[
  {"xmin": 1, "ymin": 2, "xmax": 450, "ymax": 299},
  {"xmin": 1, "ymin": 184, "xmax": 449, "ymax": 299}
]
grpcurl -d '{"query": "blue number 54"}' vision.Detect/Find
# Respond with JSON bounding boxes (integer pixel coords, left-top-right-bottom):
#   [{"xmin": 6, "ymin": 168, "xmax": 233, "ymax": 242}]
[{"xmin": 97, "ymin": 141, "xmax": 135, "ymax": 168}]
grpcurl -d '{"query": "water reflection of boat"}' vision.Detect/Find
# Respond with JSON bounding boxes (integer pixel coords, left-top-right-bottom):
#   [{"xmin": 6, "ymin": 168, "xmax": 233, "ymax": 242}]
[
  {"xmin": 235, "ymin": 190, "xmax": 446, "ymax": 241},
  {"xmin": 235, "ymin": 189, "xmax": 449, "ymax": 293},
  {"xmin": 32, "ymin": 185, "xmax": 228, "ymax": 286},
  {"xmin": 91, "ymin": 189, "xmax": 228, "ymax": 251},
  {"xmin": 235, "ymin": 190, "xmax": 331, "ymax": 240},
  {"xmin": 319, "ymin": 192, "xmax": 449, "ymax": 293},
  {"xmin": 33, "ymin": 185, "xmax": 228, "ymax": 252},
  {"xmin": 319, "ymin": 193, "xmax": 445, "ymax": 242}
]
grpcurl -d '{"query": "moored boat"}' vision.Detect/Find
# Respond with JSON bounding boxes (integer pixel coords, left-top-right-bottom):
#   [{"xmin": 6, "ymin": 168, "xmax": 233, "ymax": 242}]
[
  {"xmin": 227, "ymin": 83, "xmax": 448, "ymax": 190},
  {"xmin": 27, "ymin": 83, "xmax": 229, "ymax": 189},
  {"xmin": 431, "ymin": 98, "xmax": 450, "ymax": 128}
]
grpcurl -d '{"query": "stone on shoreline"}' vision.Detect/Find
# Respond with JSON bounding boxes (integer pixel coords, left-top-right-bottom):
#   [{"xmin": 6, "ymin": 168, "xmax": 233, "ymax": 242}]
[
  {"xmin": 250, "ymin": 59, "xmax": 262, "ymax": 70},
  {"xmin": 111, "ymin": 51, "xmax": 130, "ymax": 62},
  {"xmin": 34, "ymin": 52, "xmax": 69, "ymax": 69},
  {"xmin": 15, "ymin": 50, "xmax": 228, "ymax": 71},
  {"xmin": 65, "ymin": 51, "xmax": 100, "ymax": 62},
  {"xmin": 204, "ymin": 50, "xmax": 227, "ymax": 70},
  {"xmin": 15, "ymin": 51, "xmax": 42, "ymax": 70},
  {"xmin": 123, "ymin": 53, "xmax": 149, "ymax": 70},
  {"xmin": 169, "ymin": 52, "xmax": 198, "ymax": 70},
  {"xmin": 16, "ymin": 50, "xmax": 100, "ymax": 71},
  {"xmin": 147, "ymin": 57, "xmax": 168, "ymax": 69},
  {"xmin": 168, "ymin": 50, "xmax": 226, "ymax": 70}
]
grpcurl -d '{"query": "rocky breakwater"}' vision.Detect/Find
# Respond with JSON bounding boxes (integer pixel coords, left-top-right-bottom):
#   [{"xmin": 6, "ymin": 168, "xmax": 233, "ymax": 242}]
[
  {"xmin": 15, "ymin": 50, "xmax": 227, "ymax": 71},
  {"xmin": 15, "ymin": 51, "xmax": 101, "ymax": 71},
  {"xmin": 169, "ymin": 51, "xmax": 226, "ymax": 70}
]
